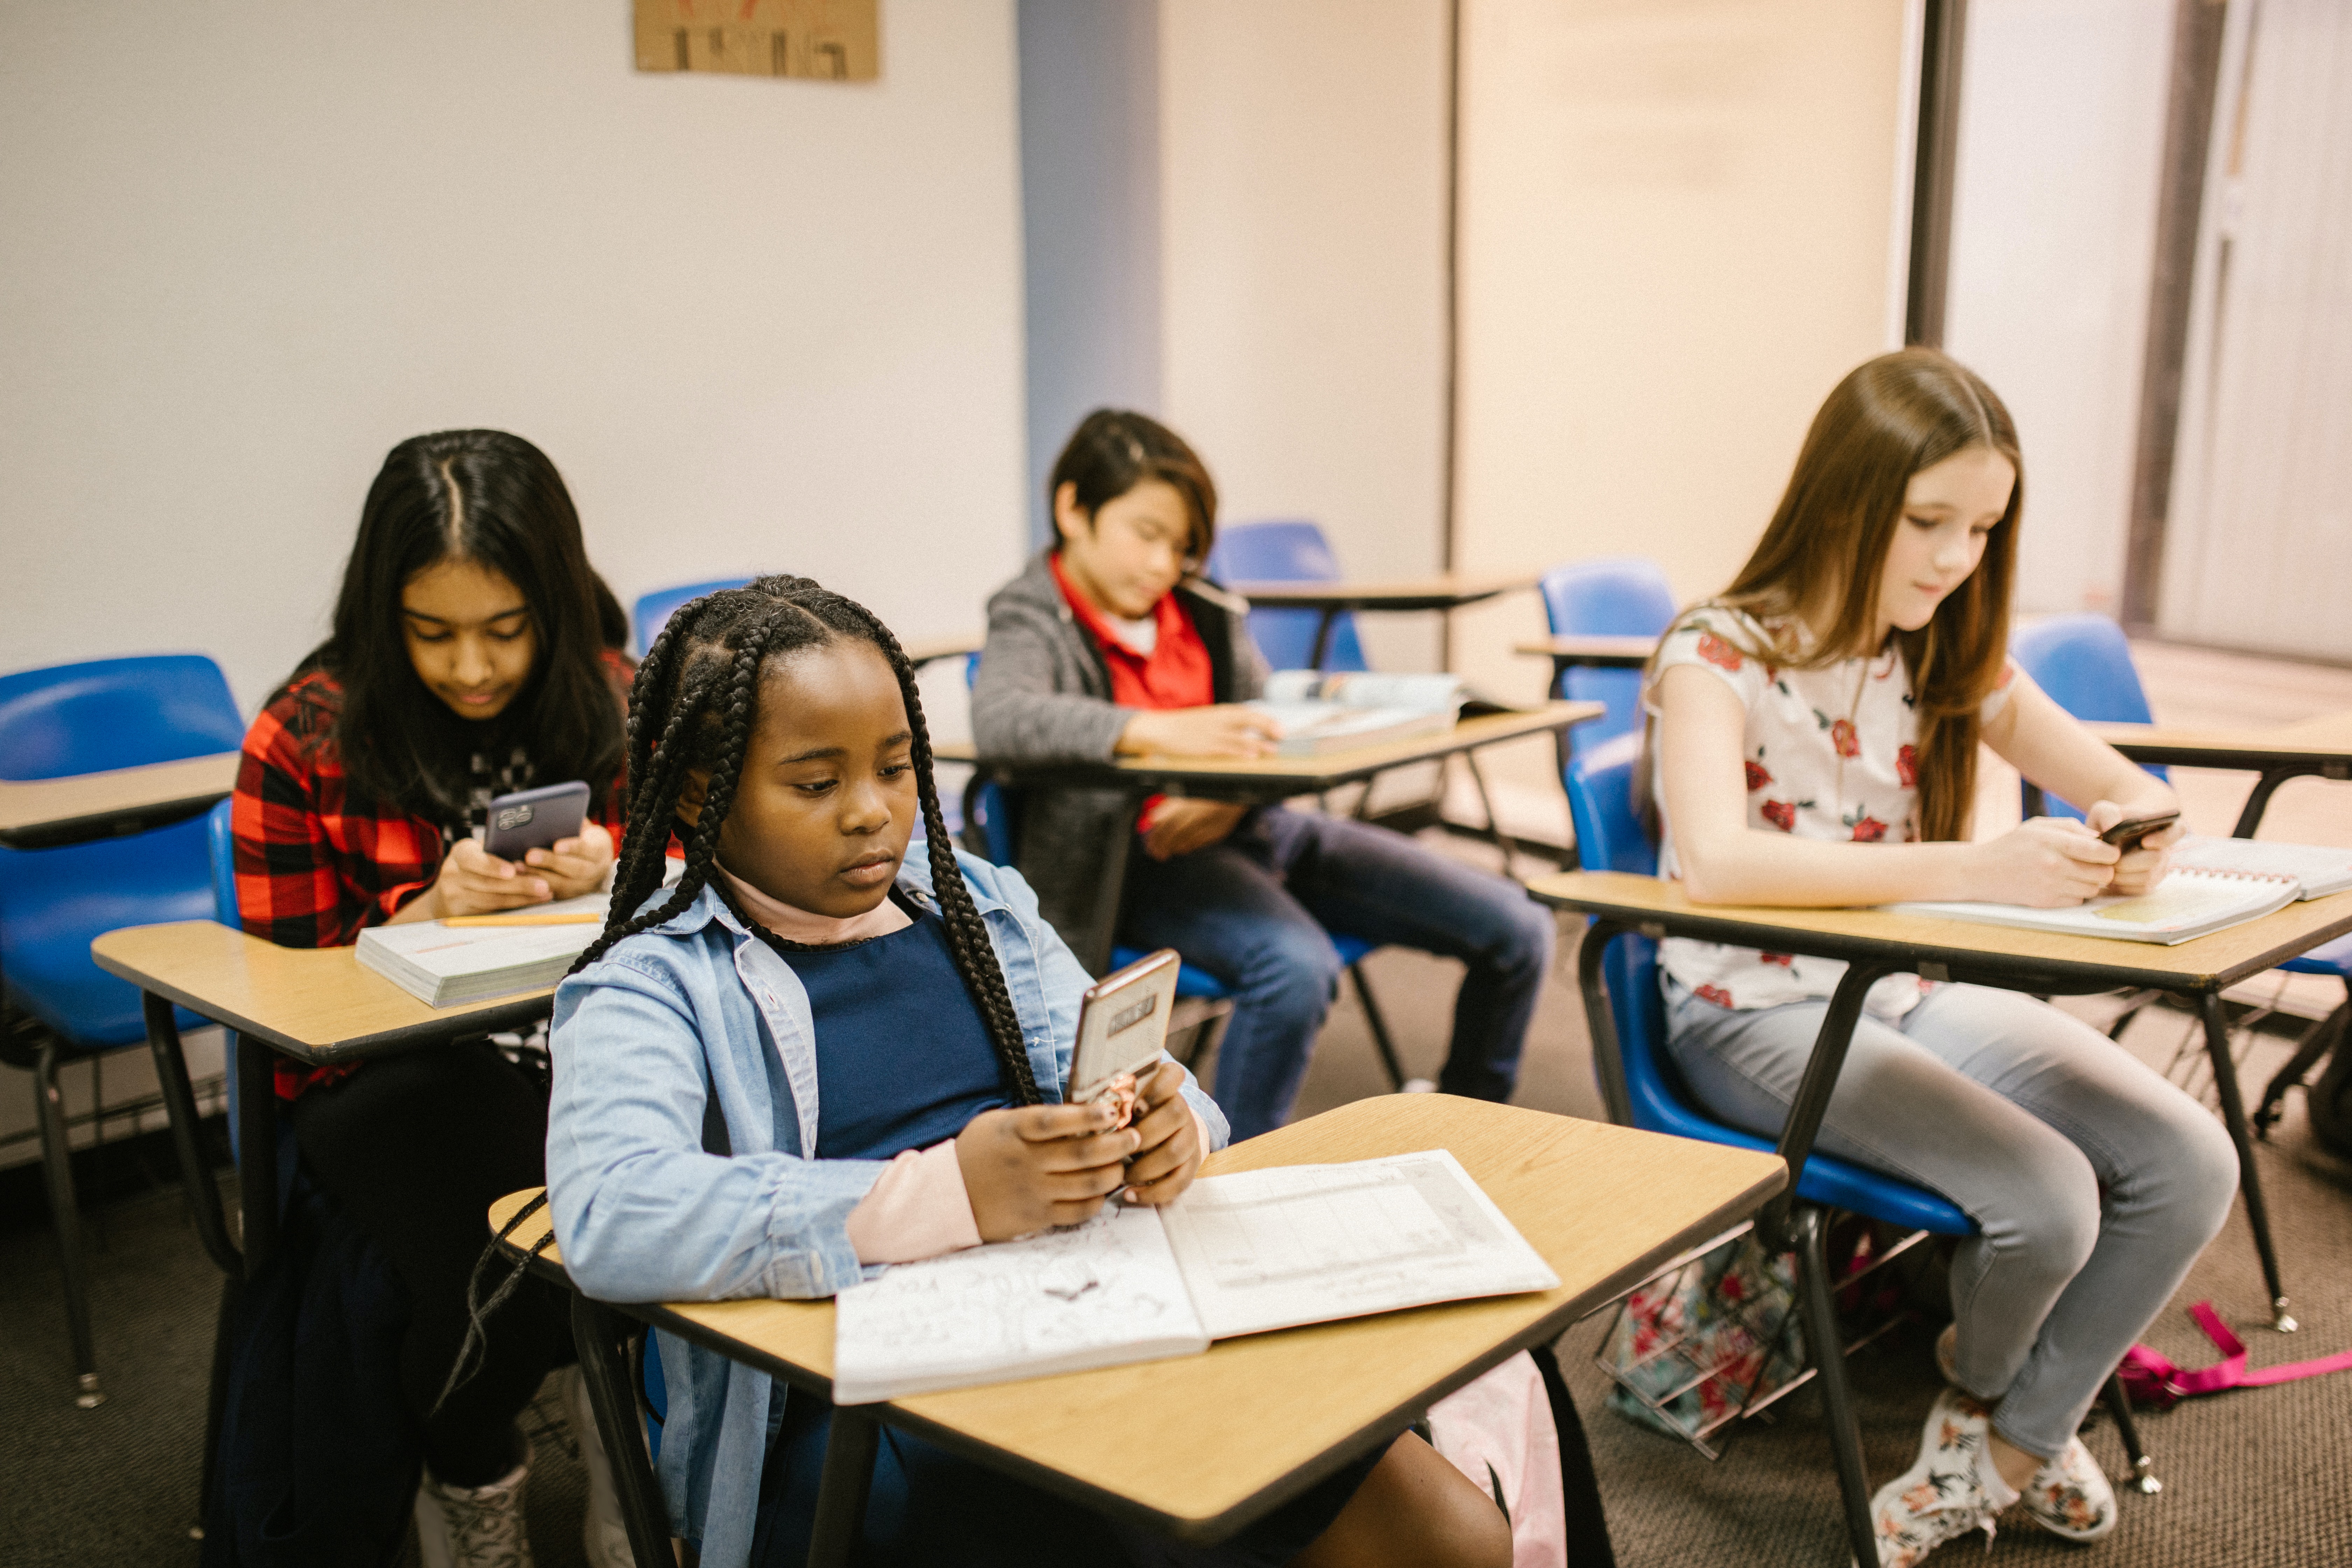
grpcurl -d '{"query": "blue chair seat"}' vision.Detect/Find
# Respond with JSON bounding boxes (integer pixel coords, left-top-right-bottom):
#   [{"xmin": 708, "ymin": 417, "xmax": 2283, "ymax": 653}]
[
  {"xmin": 3, "ymin": 819, "xmax": 217, "ymax": 1045},
  {"xmin": 632, "ymin": 577, "xmax": 755, "ymax": 658},
  {"xmin": 1204, "ymin": 520, "xmax": 1367, "ymax": 672},
  {"xmin": 2280, "ymin": 933, "xmax": 2352, "ymax": 978},
  {"xmin": 1537, "ymin": 557, "xmax": 1679, "ymax": 761}
]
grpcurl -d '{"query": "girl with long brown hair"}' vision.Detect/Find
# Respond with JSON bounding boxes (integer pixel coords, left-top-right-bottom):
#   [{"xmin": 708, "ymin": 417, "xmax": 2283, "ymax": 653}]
[{"xmin": 1645, "ymin": 350, "xmax": 2237, "ymax": 1566}]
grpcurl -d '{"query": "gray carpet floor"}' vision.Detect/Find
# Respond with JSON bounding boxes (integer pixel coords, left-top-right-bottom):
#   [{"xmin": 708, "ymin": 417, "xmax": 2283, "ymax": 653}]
[{"xmin": 5, "ymin": 918, "xmax": 2349, "ymax": 1566}]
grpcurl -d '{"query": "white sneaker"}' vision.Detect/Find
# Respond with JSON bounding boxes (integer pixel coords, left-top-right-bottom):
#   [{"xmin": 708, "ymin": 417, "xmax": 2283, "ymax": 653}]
[
  {"xmin": 1935, "ymin": 1322, "xmax": 1959, "ymax": 1386},
  {"xmin": 1867, "ymin": 1388, "xmax": 2012, "ymax": 1568},
  {"xmin": 2020, "ymin": 1437, "xmax": 2118, "ymax": 1543},
  {"xmin": 559, "ymin": 1365, "xmax": 637, "ymax": 1568},
  {"xmin": 414, "ymin": 1438, "xmax": 534, "ymax": 1568}
]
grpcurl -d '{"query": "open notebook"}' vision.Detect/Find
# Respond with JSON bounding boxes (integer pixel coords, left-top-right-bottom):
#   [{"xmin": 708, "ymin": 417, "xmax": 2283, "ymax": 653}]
[
  {"xmin": 1887, "ymin": 866, "xmax": 2299, "ymax": 946},
  {"xmin": 354, "ymin": 892, "xmax": 608, "ymax": 1006},
  {"xmin": 1247, "ymin": 672, "xmax": 1466, "ymax": 758},
  {"xmin": 2169, "ymin": 836, "xmax": 2352, "ymax": 900},
  {"xmin": 830, "ymin": 1148, "xmax": 1558, "ymax": 1405}
]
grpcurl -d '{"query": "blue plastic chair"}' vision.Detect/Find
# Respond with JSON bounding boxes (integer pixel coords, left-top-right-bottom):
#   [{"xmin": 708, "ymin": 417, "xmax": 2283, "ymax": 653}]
[
  {"xmin": 2009, "ymin": 616, "xmax": 2167, "ymax": 820},
  {"xmin": 631, "ymin": 577, "xmax": 754, "ymax": 658},
  {"xmin": 0, "ymin": 655, "xmax": 243, "ymax": 1407},
  {"xmin": 1538, "ymin": 556, "xmax": 1679, "ymax": 758},
  {"xmin": 1206, "ymin": 521, "xmax": 1368, "ymax": 673}
]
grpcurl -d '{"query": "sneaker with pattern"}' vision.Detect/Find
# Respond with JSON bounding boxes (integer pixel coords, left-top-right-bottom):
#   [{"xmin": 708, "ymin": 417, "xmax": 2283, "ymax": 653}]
[
  {"xmin": 1868, "ymin": 1387, "xmax": 2008, "ymax": 1568},
  {"xmin": 1932, "ymin": 1322, "xmax": 2117, "ymax": 1543}
]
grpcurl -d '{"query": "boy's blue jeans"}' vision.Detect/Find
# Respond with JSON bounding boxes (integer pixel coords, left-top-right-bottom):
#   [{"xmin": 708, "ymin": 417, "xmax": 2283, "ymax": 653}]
[{"xmin": 1119, "ymin": 807, "xmax": 1556, "ymax": 1140}]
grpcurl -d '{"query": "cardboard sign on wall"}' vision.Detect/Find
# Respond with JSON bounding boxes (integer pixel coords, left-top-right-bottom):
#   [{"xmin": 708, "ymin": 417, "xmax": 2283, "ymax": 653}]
[{"xmin": 634, "ymin": 0, "xmax": 878, "ymax": 81}]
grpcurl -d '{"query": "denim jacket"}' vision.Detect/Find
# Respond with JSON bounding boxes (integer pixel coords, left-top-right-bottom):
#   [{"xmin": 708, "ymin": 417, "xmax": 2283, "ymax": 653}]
[{"xmin": 545, "ymin": 845, "xmax": 1228, "ymax": 1568}]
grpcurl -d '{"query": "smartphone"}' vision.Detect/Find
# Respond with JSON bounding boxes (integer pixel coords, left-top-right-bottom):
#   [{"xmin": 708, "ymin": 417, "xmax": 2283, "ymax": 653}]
[
  {"xmin": 2099, "ymin": 810, "xmax": 2180, "ymax": 850},
  {"xmin": 1070, "ymin": 948, "xmax": 1182, "ymax": 1121},
  {"xmin": 481, "ymin": 781, "xmax": 591, "ymax": 862}
]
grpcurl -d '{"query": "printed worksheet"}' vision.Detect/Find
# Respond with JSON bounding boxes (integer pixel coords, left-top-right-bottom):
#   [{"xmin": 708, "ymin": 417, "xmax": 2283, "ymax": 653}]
[
  {"xmin": 831, "ymin": 1202, "xmax": 1209, "ymax": 1405},
  {"xmin": 1160, "ymin": 1149, "xmax": 1560, "ymax": 1340}
]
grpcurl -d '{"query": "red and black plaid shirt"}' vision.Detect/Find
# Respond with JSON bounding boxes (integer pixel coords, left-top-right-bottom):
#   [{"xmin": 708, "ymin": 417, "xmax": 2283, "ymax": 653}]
[{"xmin": 234, "ymin": 653, "xmax": 630, "ymax": 1097}]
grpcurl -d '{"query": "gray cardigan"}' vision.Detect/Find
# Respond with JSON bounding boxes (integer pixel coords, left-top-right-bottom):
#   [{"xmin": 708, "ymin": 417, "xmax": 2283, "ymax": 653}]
[{"xmin": 968, "ymin": 551, "xmax": 1267, "ymax": 959}]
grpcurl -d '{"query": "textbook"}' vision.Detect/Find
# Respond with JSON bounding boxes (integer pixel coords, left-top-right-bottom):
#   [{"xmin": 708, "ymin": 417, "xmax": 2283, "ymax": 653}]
[
  {"xmin": 1248, "ymin": 671, "xmax": 1466, "ymax": 758},
  {"xmin": 830, "ymin": 1148, "xmax": 1559, "ymax": 1405},
  {"xmin": 2168, "ymin": 835, "xmax": 2352, "ymax": 900},
  {"xmin": 1886, "ymin": 866, "xmax": 2300, "ymax": 946},
  {"xmin": 354, "ymin": 892, "xmax": 609, "ymax": 1006}
]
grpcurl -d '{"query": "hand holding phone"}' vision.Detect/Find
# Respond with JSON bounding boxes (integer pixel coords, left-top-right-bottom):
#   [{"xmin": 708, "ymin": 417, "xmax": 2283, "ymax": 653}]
[
  {"xmin": 1070, "ymin": 949, "xmax": 1182, "ymax": 1126},
  {"xmin": 2098, "ymin": 810, "xmax": 2180, "ymax": 850}
]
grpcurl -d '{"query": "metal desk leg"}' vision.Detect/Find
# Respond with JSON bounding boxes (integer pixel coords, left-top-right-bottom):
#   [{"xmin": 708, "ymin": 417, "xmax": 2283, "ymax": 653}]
[
  {"xmin": 568, "ymin": 1295, "xmax": 676, "ymax": 1568},
  {"xmin": 234, "ymin": 1034, "xmax": 280, "ymax": 1280},
  {"xmin": 2199, "ymin": 991, "xmax": 2295, "ymax": 1330},
  {"xmin": 1078, "ymin": 789, "xmax": 1149, "ymax": 978},
  {"xmin": 141, "ymin": 993, "xmax": 240, "ymax": 1275},
  {"xmin": 2229, "ymin": 766, "xmax": 2310, "ymax": 839},
  {"xmin": 1307, "ymin": 609, "xmax": 1340, "ymax": 672},
  {"xmin": 1757, "ymin": 963, "xmax": 1891, "ymax": 1247},
  {"xmin": 1792, "ymin": 1205, "xmax": 1878, "ymax": 1568},
  {"xmin": 806, "ymin": 1403, "xmax": 881, "ymax": 1568},
  {"xmin": 1574, "ymin": 920, "xmax": 1634, "ymax": 1127},
  {"xmin": 31, "ymin": 1035, "xmax": 102, "ymax": 1407},
  {"xmin": 2102, "ymin": 1371, "xmax": 2160, "ymax": 1494}
]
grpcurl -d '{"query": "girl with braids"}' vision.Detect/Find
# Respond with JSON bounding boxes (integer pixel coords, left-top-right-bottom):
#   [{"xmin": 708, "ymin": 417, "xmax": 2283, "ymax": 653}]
[
  {"xmin": 231, "ymin": 429, "xmax": 636, "ymax": 1567},
  {"xmin": 1645, "ymin": 351, "xmax": 2235, "ymax": 1566},
  {"xmin": 544, "ymin": 578, "xmax": 1511, "ymax": 1568}
]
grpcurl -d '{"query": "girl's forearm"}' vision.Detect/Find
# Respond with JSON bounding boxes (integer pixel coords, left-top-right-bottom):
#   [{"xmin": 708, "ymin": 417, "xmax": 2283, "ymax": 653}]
[{"xmin": 1673, "ymin": 829, "xmax": 1982, "ymax": 908}]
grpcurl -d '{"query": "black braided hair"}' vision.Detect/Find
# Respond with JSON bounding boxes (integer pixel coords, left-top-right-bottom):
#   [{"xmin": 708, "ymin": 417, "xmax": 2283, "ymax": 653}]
[{"xmin": 573, "ymin": 576, "xmax": 1043, "ymax": 1106}]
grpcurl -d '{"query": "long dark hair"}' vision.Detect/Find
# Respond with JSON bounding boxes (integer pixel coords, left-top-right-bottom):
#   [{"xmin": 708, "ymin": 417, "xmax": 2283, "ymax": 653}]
[
  {"xmin": 298, "ymin": 430, "xmax": 629, "ymax": 821},
  {"xmin": 1050, "ymin": 409, "xmax": 1219, "ymax": 568},
  {"xmin": 575, "ymin": 576, "xmax": 1042, "ymax": 1105},
  {"xmin": 1654, "ymin": 349, "xmax": 2022, "ymax": 841}
]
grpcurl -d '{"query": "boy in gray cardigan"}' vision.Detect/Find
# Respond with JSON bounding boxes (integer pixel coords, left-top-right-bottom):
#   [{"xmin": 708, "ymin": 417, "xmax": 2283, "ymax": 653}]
[{"xmin": 971, "ymin": 410, "xmax": 1555, "ymax": 1139}]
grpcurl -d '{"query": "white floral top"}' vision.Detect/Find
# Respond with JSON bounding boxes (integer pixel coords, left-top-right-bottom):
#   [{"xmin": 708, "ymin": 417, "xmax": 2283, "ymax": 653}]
[{"xmin": 1646, "ymin": 607, "xmax": 2016, "ymax": 1018}]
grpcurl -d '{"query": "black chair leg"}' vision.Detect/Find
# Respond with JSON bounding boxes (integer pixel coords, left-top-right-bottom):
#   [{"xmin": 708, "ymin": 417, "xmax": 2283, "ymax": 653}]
[
  {"xmin": 568, "ymin": 1294, "xmax": 676, "ymax": 1568},
  {"xmin": 197, "ymin": 1271, "xmax": 240, "ymax": 1538},
  {"xmin": 1350, "ymin": 965, "xmax": 1418, "ymax": 1093},
  {"xmin": 2199, "ymin": 992, "xmax": 2295, "ymax": 1330},
  {"xmin": 2100, "ymin": 1372, "xmax": 2160, "ymax": 1496},
  {"xmin": 1792, "ymin": 1205, "xmax": 1877, "ymax": 1568},
  {"xmin": 33, "ymin": 1037, "xmax": 103, "ymax": 1408}
]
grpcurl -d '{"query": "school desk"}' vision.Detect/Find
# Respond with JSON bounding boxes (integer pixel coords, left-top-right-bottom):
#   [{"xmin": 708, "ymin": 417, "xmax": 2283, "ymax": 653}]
[
  {"xmin": 939, "ymin": 701, "xmax": 1604, "ymax": 973},
  {"xmin": 490, "ymin": 1092, "xmax": 1787, "ymax": 1568},
  {"xmin": 1218, "ymin": 573, "xmax": 1538, "ymax": 671},
  {"xmin": 2088, "ymin": 711, "xmax": 2352, "ymax": 836},
  {"xmin": 1512, "ymin": 633, "xmax": 1661, "ymax": 681},
  {"xmin": 0, "ymin": 751, "xmax": 240, "ymax": 850},
  {"xmin": 899, "ymin": 633, "xmax": 982, "ymax": 671},
  {"xmin": 88, "ymin": 919, "xmax": 556, "ymax": 1282},
  {"xmin": 1528, "ymin": 869, "xmax": 2352, "ymax": 1335}
]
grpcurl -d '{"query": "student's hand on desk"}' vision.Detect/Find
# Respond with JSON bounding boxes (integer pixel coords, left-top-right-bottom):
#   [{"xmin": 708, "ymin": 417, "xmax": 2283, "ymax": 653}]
[
  {"xmin": 520, "ymin": 820, "xmax": 614, "ymax": 900},
  {"xmin": 1141, "ymin": 798, "xmax": 1248, "ymax": 861},
  {"xmin": 411, "ymin": 837, "xmax": 558, "ymax": 919},
  {"xmin": 1118, "ymin": 705, "xmax": 1282, "ymax": 759},
  {"xmin": 956, "ymin": 1102, "xmax": 1141, "ymax": 1241},
  {"xmin": 1118, "ymin": 1060, "xmax": 1204, "ymax": 1205},
  {"xmin": 2084, "ymin": 800, "xmax": 2183, "ymax": 897},
  {"xmin": 1970, "ymin": 817, "xmax": 2120, "ymax": 907}
]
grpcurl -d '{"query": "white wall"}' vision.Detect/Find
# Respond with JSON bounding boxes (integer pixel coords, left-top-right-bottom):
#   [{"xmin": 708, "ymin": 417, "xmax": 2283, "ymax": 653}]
[
  {"xmin": 1944, "ymin": 0, "xmax": 2173, "ymax": 619},
  {"xmin": 0, "ymin": 0, "xmax": 1028, "ymax": 714},
  {"xmin": 1159, "ymin": 0, "xmax": 1453, "ymax": 674}
]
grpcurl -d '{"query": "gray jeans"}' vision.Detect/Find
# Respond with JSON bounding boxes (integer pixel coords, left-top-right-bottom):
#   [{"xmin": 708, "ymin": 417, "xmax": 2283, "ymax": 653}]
[{"xmin": 1665, "ymin": 978, "xmax": 2238, "ymax": 1458}]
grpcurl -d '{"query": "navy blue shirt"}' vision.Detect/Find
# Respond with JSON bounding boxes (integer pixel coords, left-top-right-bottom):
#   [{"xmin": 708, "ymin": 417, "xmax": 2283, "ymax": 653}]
[{"xmin": 782, "ymin": 901, "xmax": 1011, "ymax": 1161}]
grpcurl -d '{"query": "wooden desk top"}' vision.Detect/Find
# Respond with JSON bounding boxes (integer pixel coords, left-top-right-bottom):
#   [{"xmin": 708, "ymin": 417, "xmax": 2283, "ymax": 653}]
[
  {"xmin": 90, "ymin": 920, "xmax": 556, "ymax": 1060},
  {"xmin": 0, "ymin": 752, "xmax": 240, "ymax": 849},
  {"xmin": 1528, "ymin": 869, "xmax": 2352, "ymax": 995},
  {"xmin": 1513, "ymin": 634, "xmax": 1659, "ymax": 668},
  {"xmin": 2087, "ymin": 713, "xmax": 2352, "ymax": 771},
  {"xmin": 492, "ymin": 1095, "xmax": 1783, "ymax": 1538},
  {"xmin": 1222, "ymin": 573, "xmax": 1536, "ymax": 613},
  {"xmin": 901, "ymin": 634, "xmax": 981, "ymax": 670},
  {"xmin": 937, "ymin": 702, "xmax": 1601, "ymax": 796}
]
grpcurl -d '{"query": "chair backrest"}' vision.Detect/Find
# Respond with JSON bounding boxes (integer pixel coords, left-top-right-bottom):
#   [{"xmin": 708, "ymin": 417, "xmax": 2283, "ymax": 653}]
[
  {"xmin": 1206, "ymin": 520, "xmax": 1368, "ymax": 672},
  {"xmin": 1561, "ymin": 733, "xmax": 1657, "ymax": 878},
  {"xmin": 2009, "ymin": 615, "xmax": 2164, "ymax": 818},
  {"xmin": 0, "ymin": 655, "xmax": 243, "ymax": 780},
  {"xmin": 206, "ymin": 798, "xmax": 239, "ymax": 926},
  {"xmin": 632, "ymin": 578, "xmax": 755, "ymax": 658},
  {"xmin": 1538, "ymin": 558, "xmax": 1678, "ymax": 757}
]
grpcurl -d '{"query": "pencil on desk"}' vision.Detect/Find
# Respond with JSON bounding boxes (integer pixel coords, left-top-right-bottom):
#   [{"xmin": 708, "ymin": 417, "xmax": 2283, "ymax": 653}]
[{"xmin": 440, "ymin": 912, "xmax": 604, "ymax": 927}]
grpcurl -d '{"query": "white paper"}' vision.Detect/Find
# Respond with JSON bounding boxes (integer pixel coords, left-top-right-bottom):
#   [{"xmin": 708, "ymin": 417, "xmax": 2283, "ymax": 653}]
[
  {"xmin": 1887, "ymin": 867, "xmax": 2298, "ymax": 945},
  {"xmin": 354, "ymin": 891, "xmax": 608, "ymax": 1005},
  {"xmin": 1158, "ymin": 1149, "xmax": 1560, "ymax": 1341},
  {"xmin": 2171, "ymin": 835, "xmax": 2352, "ymax": 899},
  {"xmin": 831, "ymin": 1203, "xmax": 1209, "ymax": 1406}
]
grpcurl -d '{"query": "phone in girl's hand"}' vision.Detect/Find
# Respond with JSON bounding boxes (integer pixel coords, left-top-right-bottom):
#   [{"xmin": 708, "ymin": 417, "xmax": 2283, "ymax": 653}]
[
  {"xmin": 2099, "ymin": 810, "xmax": 2180, "ymax": 850},
  {"xmin": 1071, "ymin": 948, "xmax": 1182, "ymax": 1128},
  {"xmin": 481, "ymin": 781, "xmax": 591, "ymax": 862}
]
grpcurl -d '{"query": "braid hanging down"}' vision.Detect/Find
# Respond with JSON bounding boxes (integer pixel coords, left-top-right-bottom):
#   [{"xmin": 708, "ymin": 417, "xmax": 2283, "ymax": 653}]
[{"xmin": 572, "ymin": 575, "xmax": 1043, "ymax": 1107}]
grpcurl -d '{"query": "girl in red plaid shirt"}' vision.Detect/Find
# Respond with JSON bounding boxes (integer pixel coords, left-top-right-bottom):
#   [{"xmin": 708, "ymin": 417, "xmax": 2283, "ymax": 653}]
[{"xmin": 230, "ymin": 430, "xmax": 633, "ymax": 1566}]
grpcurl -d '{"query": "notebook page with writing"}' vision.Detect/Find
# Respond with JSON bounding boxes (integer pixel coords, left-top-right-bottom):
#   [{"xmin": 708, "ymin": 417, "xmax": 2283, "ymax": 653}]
[
  {"xmin": 831, "ymin": 1203, "xmax": 1209, "ymax": 1405},
  {"xmin": 1158, "ymin": 1149, "xmax": 1560, "ymax": 1341},
  {"xmin": 2170, "ymin": 835, "xmax": 2352, "ymax": 899}
]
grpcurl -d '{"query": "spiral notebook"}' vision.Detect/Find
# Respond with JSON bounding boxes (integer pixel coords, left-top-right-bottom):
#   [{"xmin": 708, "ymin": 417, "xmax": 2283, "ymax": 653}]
[
  {"xmin": 2169, "ymin": 836, "xmax": 2352, "ymax": 900},
  {"xmin": 1888, "ymin": 866, "xmax": 2300, "ymax": 946}
]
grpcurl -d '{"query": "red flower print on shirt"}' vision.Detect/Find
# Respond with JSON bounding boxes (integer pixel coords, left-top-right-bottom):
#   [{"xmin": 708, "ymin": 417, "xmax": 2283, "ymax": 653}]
[
  {"xmin": 1830, "ymin": 718, "xmax": 1860, "ymax": 758},
  {"xmin": 1696, "ymin": 632, "xmax": 1744, "ymax": 671},
  {"xmin": 1895, "ymin": 743, "xmax": 1917, "ymax": 787},
  {"xmin": 1744, "ymin": 759, "xmax": 1774, "ymax": 791},
  {"xmin": 1995, "ymin": 660, "xmax": 2016, "ymax": 689},
  {"xmin": 1758, "ymin": 952, "xmax": 1794, "ymax": 967},
  {"xmin": 1850, "ymin": 816, "xmax": 1889, "ymax": 843},
  {"xmin": 1694, "ymin": 983, "xmax": 1735, "ymax": 1008},
  {"xmin": 1760, "ymin": 799, "xmax": 1796, "ymax": 832}
]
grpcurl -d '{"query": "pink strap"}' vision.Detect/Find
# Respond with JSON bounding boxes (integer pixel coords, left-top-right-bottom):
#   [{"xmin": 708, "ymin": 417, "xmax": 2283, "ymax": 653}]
[{"xmin": 2117, "ymin": 1301, "xmax": 2352, "ymax": 1408}]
